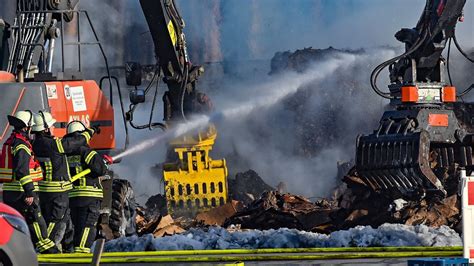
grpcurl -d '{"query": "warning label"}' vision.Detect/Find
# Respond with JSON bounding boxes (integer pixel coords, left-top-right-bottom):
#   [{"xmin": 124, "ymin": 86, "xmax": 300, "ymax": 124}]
[
  {"xmin": 46, "ymin": 84, "xmax": 58, "ymax": 99},
  {"xmin": 69, "ymin": 86, "xmax": 87, "ymax": 112}
]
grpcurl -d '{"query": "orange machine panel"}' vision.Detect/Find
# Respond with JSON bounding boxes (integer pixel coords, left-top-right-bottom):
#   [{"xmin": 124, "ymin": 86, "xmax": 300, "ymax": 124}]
[
  {"xmin": 442, "ymin": 86, "xmax": 456, "ymax": 102},
  {"xmin": 45, "ymin": 81, "xmax": 115, "ymax": 150},
  {"xmin": 0, "ymin": 71, "xmax": 15, "ymax": 83},
  {"xmin": 428, "ymin": 114, "xmax": 449, "ymax": 127},
  {"xmin": 401, "ymin": 86, "xmax": 418, "ymax": 103}
]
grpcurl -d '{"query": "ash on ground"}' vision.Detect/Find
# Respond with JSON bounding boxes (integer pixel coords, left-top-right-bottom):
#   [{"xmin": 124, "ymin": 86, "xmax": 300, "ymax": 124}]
[{"xmin": 104, "ymin": 223, "xmax": 461, "ymax": 252}]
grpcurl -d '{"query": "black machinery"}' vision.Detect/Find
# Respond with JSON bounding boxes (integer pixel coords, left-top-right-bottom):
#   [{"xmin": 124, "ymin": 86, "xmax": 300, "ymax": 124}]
[{"xmin": 356, "ymin": 0, "xmax": 474, "ymax": 200}]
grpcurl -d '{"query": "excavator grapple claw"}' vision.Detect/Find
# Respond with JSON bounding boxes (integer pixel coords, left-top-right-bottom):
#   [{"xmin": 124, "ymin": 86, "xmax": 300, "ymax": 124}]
[
  {"xmin": 163, "ymin": 124, "xmax": 228, "ymax": 216},
  {"xmin": 357, "ymin": 130, "xmax": 446, "ymax": 199}
]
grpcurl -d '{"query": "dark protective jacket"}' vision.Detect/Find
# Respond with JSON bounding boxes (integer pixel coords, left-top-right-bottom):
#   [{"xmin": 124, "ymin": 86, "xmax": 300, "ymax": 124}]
[
  {"xmin": 66, "ymin": 132, "xmax": 107, "ymax": 198},
  {"xmin": 2, "ymin": 130, "xmax": 43, "ymax": 196},
  {"xmin": 33, "ymin": 130, "xmax": 92, "ymax": 193}
]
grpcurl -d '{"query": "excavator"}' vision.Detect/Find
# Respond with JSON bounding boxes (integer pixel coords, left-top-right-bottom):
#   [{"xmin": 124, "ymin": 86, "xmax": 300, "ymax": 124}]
[
  {"xmin": 356, "ymin": 0, "xmax": 473, "ymax": 201},
  {"xmin": 0, "ymin": 0, "xmax": 228, "ymax": 237}
]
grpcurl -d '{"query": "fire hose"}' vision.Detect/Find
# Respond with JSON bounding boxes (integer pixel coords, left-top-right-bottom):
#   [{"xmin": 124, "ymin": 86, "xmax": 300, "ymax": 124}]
[{"xmin": 38, "ymin": 246, "xmax": 462, "ymax": 263}]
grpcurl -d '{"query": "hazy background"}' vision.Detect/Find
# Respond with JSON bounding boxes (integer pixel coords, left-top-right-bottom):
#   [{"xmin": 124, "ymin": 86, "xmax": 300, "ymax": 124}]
[{"xmin": 0, "ymin": 0, "xmax": 472, "ymax": 203}]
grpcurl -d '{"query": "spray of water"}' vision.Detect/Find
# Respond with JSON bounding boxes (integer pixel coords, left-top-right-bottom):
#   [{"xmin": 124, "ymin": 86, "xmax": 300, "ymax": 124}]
[{"xmin": 111, "ymin": 51, "xmax": 369, "ymax": 162}]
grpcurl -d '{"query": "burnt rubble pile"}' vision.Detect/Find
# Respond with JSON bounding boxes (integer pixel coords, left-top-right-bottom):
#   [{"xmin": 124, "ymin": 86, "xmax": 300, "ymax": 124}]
[
  {"xmin": 224, "ymin": 191, "xmax": 336, "ymax": 233},
  {"xmin": 228, "ymin": 170, "xmax": 275, "ymax": 205},
  {"xmin": 333, "ymin": 172, "xmax": 461, "ymax": 232},
  {"xmin": 221, "ymin": 172, "xmax": 461, "ymax": 233},
  {"xmin": 134, "ymin": 167, "xmax": 461, "ymax": 237}
]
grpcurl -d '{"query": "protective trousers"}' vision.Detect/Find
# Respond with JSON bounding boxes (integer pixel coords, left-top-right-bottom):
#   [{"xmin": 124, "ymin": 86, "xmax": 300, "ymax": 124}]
[
  {"xmin": 3, "ymin": 191, "xmax": 58, "ymax": 253},
  {"xmin": 39, "ymin": 191, "xmax": 70, "ymax": 249},
  {"xmin": 61, "ymin": 208, "xmax": 75, "ymax": 253},
  {"xmin": 70, "ymin": 198, "xmax": 101, "ymax": 253}
]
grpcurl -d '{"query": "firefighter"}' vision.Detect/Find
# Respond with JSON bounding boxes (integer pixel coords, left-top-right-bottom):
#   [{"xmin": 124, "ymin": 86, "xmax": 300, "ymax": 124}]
[
  {"xmin": 64, "ymin": 120, "xmax": 112, "ymax": 253},
  {"xmin": 31, "ymin": 111, "xmax": 95, "ymax": 252},
  {"xmin": 1, "ymin": 110, "xmax": 58, "ymax": 253}
]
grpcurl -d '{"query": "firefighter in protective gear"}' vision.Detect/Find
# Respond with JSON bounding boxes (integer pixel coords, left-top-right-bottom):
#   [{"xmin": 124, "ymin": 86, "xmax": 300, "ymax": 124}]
[
  {"xmin": 65, "ymin": 120, "xmax": 108, "ymax": 253},
  {"xmin": 2, "ymin": 110, "xmax": 58, "ymax": 253},
  {"xmin": 31, "ymin": 111, "xmax": 93, "ymax": 252}
]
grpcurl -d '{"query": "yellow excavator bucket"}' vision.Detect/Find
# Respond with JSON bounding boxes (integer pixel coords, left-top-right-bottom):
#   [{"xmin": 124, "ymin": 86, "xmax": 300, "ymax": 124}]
[{"xmin": 163, "ymin": 124, "xmax": 228, "ymax": 215}]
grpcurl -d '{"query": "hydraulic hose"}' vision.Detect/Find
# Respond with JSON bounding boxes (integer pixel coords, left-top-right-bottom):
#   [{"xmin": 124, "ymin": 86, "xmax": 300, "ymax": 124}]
[
  {"xmin": 148, "ymin": 72, "xmax": 160, "ymax": 130},
  {"xmin": 179, "ymin": 63, "xmax": 189, "ymax": 121},
  {"xmin": 453, "ymin": 32, "xmax": 474, "ymax": 63},
  {"xmin": 447, "ymin": 38, "xmax": 453, "ymax": 86},
  {"xmin": 126, "ymin": 65, "xmax": 167, "ymax": 131},
  {"xmin": 115, "ymin": 78, "xmax": 129, "ymax": 149},
  {"xmin": 453, "ymin": 31, "xmax": 474, "ymax": 97},
  {"xmin": 370, "ymin": 30, "xmax": 428, "ymax": 99}
]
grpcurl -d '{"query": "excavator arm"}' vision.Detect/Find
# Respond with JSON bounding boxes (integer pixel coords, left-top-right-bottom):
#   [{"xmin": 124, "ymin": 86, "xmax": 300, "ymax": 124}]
[
  {"xmin": 130, "ymin": 0, "xmax": 227, "ymax": 215},
  {"xmin": 389, "ymin": 0, "xmax": 466, "ymax": 84},
  {"xmin": 126, "ymin": 0, "xmax": 211, "ymax": 127}
]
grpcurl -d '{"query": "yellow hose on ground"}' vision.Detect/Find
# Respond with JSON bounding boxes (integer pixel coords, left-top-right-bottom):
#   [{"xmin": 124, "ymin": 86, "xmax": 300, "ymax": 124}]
[
  {"xmin": 38, "ymin": 246, "xmax": 462, "ymax": 258},
  {"xmin": 38, "ymin": 249, "xmax": 462, "ymax": 263},
  {"xmin": 38, "ymin": 251, "xmax": 461, "ymax": 263}
]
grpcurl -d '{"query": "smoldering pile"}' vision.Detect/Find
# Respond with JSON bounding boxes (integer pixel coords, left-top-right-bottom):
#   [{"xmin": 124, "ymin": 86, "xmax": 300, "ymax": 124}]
[{"xmin": 132, "ymin": 168, "xmax": 460, "ymax": 238}]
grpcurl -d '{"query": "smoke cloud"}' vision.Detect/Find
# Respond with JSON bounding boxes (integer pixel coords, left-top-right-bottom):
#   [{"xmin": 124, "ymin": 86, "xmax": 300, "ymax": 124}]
[{"xmin": 210, "ymin": 48, "xmax": 394, "ymax": 197}]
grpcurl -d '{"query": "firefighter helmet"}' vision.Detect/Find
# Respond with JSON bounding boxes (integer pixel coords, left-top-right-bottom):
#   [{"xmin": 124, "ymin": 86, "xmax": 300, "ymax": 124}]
[
  {"xmin": 32, "ymin": 111, "xmax": 56, "ymax": 132},
  {"xmin": 7, "ymin": 110, "xmax": 35, "ymax": 129},
  {"xmin": 67, "ymin": 121, "xmax": 86, "ymax": 134}
]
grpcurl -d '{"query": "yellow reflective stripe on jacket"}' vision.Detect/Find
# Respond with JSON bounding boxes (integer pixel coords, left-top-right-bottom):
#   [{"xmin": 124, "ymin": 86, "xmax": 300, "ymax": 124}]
[
  {"xmin": 55, "ymin": 138, "xmax": 65, "ymax": 153},
  {"xmin": 13, "ymin": 144, "xmax": 31, "ymax": 156},
  {"xmin": 43, "ymin": 161, "xmax": 53, "ymax": 181},
  {"xmin": 69, "ymin": 186, "xmax": 103, "ymax": 198},
  {"xmin": 2, "ymin": 182, "xmax": 39, "ymax": 191},
  {"xmin": 84, "ymin": 151, "xmax": 98, "ymax": 165},
  {"xmin": 79, "ymin": 227, "xmax": 90, "ymax": 248},
  {"xmin": 0, "ymin": 167, "xmax": 12, "ymax": 181},
  {"xmin": 81, "ymin": 131, "xmax": 91, "ymax": 144},
  {"xmin": 37, "ymin": 238, "xmax": 55, "ymax": 252},
  {"xmin": 32, "ymin": 222, "xmax": 44, "ymax": 240},
  {"xmin": 74, "ymin": 247, "xmax": 91, "ymax": 253},
  {"xmin": 38, "ymin": 181, "xmax": 73, "ymax": 192},
  {"xmin": 19, "ymin": 175, "xmax": 33, "ymax": 186},
  {"xmin": 31, "ymin": 168, "xmax": 43, "ymax": 182},
  {"xmin": 46, "ymin": 223, "xmax": 55, "ymax": 237}
]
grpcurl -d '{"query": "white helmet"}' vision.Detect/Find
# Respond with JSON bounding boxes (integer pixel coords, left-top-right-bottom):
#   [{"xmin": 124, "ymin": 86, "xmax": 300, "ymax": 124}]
[
  {"xmin": 32, "ymin": 111, "xmax": 56, "ymax": 132},
  {"xmin": 67, "ymin": 121, "xmax": 86, "ymax": 134},
  {"xmin": 7, "ymin": 110, "xmax": 35, "ymax": 129}
]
